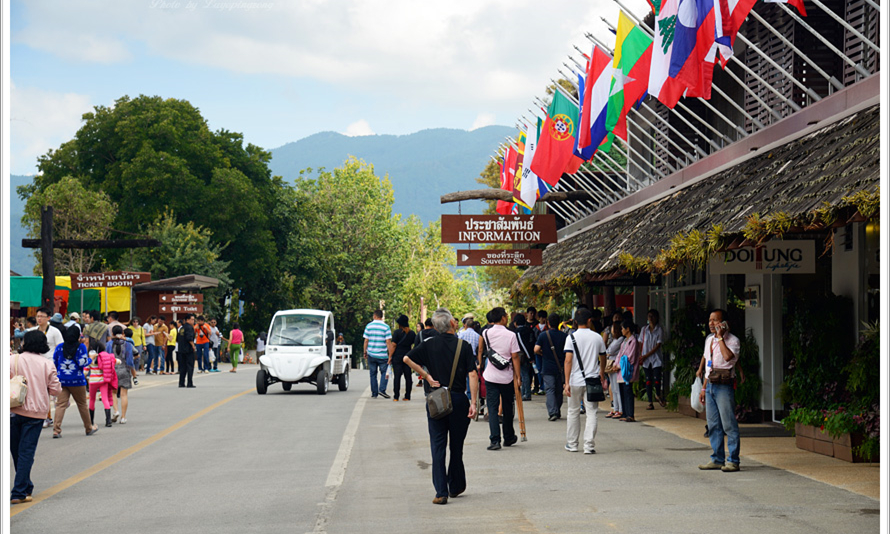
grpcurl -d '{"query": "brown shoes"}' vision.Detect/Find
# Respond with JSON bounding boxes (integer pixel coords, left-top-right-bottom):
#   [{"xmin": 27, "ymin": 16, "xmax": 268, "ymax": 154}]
[{"xmin": 432, "ymin": 496, "xmax": 448, "ymax": 505}]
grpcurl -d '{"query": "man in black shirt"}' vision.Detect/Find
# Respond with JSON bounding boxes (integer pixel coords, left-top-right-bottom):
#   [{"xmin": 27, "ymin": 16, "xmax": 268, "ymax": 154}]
[
  {"xmin": 178, "ymin": 314, "xmax": 197, "ymax": 388},
  {"xmin": 404, "ymin": 308, "xmax": 478, "ymax": 505}
]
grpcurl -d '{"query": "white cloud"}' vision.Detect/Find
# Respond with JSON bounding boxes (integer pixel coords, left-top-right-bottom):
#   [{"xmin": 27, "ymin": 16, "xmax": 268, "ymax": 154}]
[
  {"xmin": 343, "ymin": 120, "xmax": 375, "ymax": 137},
  {"xmin": 470, "ymin": 113, "xmax": 496, "ymax": 130},
  {"xmin": 12, "ymin": 0, "xmax": 652, "ymax": 116},
  {"xmin": 10, "ymin": 82, "xmax": 93, "ymax": 175}
]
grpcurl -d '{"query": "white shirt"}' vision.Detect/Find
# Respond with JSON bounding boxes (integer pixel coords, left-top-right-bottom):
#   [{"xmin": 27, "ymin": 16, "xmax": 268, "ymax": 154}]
[
  {"xmin": 256, "ymin": 337, "xmax": 265, "ymax": 352},
  {"xmin": 640, "ymin": 324, "xmax": 664, "ymax": 368},
  {"xmin": 39, "ymin": 324, "xmax": 65, "ymax": 360},
  {"xmin": 704, "ymin": 332, "xmax": 740, "ymax": 380},
  {"xmin": 144, "ymin": 323, "xmax": 155, "ymax": 345},
  {"xmin": 565, "ymin": 328, "xmax": 607, "ymax": 387}
]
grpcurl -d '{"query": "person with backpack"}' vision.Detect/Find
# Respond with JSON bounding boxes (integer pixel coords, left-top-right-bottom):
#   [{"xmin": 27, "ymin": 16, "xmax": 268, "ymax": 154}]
[
  {"xmin": 52, "ymin": 326, "xmax": 98, "ymax": 438},
  {"xmin": 87, "ymin": 342, "xmax": 119, "ymax": 428},
  {"xmin": 106, "ymin": 326, "xmax": 136, "ymax": 424},
  {"xmin": 534, "ymin": 313, "xmax": 568, "ymax": 421},
  {"xmin": 389, "ymin": 314, "xmax": 416, "ymax": 401},
  {"xmin": 194, "ymin": 316, "xmax": 212, "ymax": 373},
  {"xmin": 512, "ymin": 314, "xmax": 536, "ymax": 402},
  {"xmin": 617, "ymin": 319, "xmax": 641, "ymax": 422}
]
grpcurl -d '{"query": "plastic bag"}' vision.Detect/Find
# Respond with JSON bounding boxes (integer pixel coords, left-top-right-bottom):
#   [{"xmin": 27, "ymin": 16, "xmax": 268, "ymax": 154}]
[
  {"xmin": 690, "ymin": 377, "xmax": 704, "ymax": 412},
  {"xmin": 239, "ymin": 348, "xmax": 244, "ymax": 363}
]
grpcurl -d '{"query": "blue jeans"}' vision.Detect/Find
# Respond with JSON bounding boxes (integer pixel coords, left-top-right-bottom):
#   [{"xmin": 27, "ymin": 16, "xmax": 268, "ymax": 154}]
[
  {"xmin": 147, "ymin": 345, "xmax": 162, "ymax": 372},
  {"xmin": 10, "ymin": 414, "xmax": 44, "ymax": 500},
  {"xmin": 368, "ymin": 358, "xmax": 389, "ymax": 397},
  {"xmin": 543, "ymin": 374, "xmax": 563, "ymax": 417},
  {"xmin": 196, "ymin": 343, "xmax": 210, "ymax": 371},
  {"xmin": 211, "ymin": 346, "xmax": 220, "ymax": 370},
  {"xmin": 706, "ymin": 383, "xmax": 740, "ymax": 465},
  {"xmin": 519, "ymin": 359, "xmax": 532, "ymax": 399}
]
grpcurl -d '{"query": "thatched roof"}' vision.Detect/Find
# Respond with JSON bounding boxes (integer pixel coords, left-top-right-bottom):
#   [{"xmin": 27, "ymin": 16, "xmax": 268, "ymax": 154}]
[{"xmin": 519, "ymin": 104, "xmax": 879, "ymax": 288}]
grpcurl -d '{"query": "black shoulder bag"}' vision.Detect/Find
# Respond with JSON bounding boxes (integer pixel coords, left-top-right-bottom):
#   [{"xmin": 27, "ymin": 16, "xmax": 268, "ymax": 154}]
[
  {"xmin": 544, "ymin": 330, "xmax": 564, "ymax": 384},
  {"xmin": 482, "ymin": 331, "xmax": 511, "ymax": 371},
  {"xmin": 427, "ymin": 340, "xmax": 463, "ymax": 420},
  {"xmin": 569, "ymin": 333, "xmax": 605, "ymax": 402}
]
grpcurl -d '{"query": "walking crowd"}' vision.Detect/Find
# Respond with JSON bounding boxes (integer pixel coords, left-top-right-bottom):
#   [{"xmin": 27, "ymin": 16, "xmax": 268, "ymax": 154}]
[
  {"xmin": 8, "ymin": 307, "xmax": 256, "ymax": 505},
  {"xmin": 363, "ymin": 304, "xmax": 741, "ymax": 504}
]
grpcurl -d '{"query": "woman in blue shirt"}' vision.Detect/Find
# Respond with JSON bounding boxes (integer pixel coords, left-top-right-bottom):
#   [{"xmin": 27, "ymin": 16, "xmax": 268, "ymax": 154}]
[{"xmin": 52, "ymin": 327, "xmax": 98, "ymax": 437}]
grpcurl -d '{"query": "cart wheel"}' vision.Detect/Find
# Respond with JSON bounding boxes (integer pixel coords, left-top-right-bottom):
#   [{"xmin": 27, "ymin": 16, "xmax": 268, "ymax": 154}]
[
  {"xmin": 316, "ymin": 368, "xmax": 329, "ymax": 395},
  {"xmin": 338, "ymin": 368, "xmax": 349, "ymax": 391},
  {"xmin": 256, "ymin": 370, "xmax": 268, "ymax": 395},
  {"xmin": 282, "ymin": 382, "xmax": 292, "ymax": 392}
]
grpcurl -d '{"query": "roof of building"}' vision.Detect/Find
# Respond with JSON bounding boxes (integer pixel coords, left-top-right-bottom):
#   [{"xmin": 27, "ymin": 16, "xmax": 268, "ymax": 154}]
[
  {"xmin": 132, "ymin": 274, "xmax": 220, "ymax": 292},
  {"xmin": 519, "ymin": 104, "xmax": 879, "ymax": 288}
]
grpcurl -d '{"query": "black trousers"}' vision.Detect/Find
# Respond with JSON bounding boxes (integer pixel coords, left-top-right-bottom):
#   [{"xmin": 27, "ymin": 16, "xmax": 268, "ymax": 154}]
[
  {"xmin": 486, "ymin": 381, "xmax": 516, "ymax": 443},
  {"xmin": 178, "ymin": 351, "xmax": 196, "ymax": 387},
  {"xmin": 427, "ymin": 393, "xmax": 471, "ymax": 498},
  {"xmin": 391, "ymin": 360, "xmax": 413, "ymax": 400}
]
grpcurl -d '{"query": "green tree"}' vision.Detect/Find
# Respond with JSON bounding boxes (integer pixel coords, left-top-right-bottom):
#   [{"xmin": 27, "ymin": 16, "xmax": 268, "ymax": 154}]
[
  {"xmin": 137, "ymin": 210, "xmax": 232, "ymax": 320},
  {"xmin": 292, "ymin": 157, "xmax": 406, "ymax": 351},
  {"xmin": 21, "ymin": 95, "xmax": 289, "ymax": 331},
  {"xmin": 21, "ymin": 175, "xmax": 117, "ymax": 275}
]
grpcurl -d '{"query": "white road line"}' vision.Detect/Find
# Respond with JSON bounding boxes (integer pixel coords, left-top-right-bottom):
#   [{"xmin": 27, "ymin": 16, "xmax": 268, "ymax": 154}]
[{"xmin": 311, "ymin": 386, "xmax": 371, "ymax": 534}]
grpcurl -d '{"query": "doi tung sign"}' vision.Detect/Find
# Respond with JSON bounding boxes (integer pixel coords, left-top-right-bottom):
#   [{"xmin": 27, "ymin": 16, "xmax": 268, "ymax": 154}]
[
  {"xmin": 441, "ymin": 215, "xmax": 557, "ymax": 244},
  {"xmin": 709, "ymin": 241, "xmax": 816, "ymax": 275},
  {"xmin": 457, "ymin": 249, "xmax": 543, "ymax": 266},
  {"xmin": 70, "ymin": 271, "xmax": 151, "ymax": 290}
]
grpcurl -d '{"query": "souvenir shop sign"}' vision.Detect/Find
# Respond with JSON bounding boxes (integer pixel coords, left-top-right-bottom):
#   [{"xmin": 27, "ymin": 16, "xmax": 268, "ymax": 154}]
[
  {"xmin": 709, "ymin": 241, "xmax": 816, "ymax": 275},
  {"xmin": 70, "ymin": 271, "xmax": 151, "ymax": 290},
  {"xmin": 456, "ymin": 249, "xmax": 543, "ymax": 266},
  {"xmin": 159, "ymin": 293, "xmax": 204, "ymax": 304},
  {"xmin": 441, "ymin": 215, "xmax": 557, "ymax": 244}
]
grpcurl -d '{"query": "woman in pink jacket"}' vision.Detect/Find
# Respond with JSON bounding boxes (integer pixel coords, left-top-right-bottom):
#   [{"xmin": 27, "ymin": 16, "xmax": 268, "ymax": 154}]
[
  {"xmin": 617, "ymin": 319, "xmax": 640, "ymax": 423},
  {"xmin": 87, "ymin": 339, "xmax": 119, "ymax": 428},
  {"xmin": 11, "ymin": 330, "xmax": 62, "ymax": 504}
]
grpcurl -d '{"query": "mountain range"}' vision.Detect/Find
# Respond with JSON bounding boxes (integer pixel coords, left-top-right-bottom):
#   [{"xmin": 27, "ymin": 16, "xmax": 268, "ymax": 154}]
[{"xmin": 10, "ymin": 125, "xmax": 511, "ymax": 275}]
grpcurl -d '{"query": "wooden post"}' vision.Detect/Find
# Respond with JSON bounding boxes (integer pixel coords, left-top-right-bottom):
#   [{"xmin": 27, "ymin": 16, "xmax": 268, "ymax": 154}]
[
  {"xmin": 41, "ymin": 206, "xmax": 55, "ymax": 310},
  {"xmin": 603, "ymin": 286, "xmax": 617, "ymax": 318}
]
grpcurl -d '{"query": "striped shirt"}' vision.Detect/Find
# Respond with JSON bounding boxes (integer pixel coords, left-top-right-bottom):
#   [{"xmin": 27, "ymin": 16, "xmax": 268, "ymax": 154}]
[{"xmin": 363, "ymin": 320, "xmax": 392, "ymax": 360}]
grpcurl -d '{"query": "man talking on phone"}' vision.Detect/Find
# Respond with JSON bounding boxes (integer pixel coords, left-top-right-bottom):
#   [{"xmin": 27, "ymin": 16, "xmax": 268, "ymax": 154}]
[{"xmin": 696, "ymin": 309, "xmax": 741, "ymax": 472}]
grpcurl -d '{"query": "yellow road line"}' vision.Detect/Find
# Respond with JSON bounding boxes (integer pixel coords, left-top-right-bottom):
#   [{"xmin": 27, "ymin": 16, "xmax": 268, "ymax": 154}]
[{"xmin": 11, "ymin": 387, "xmax": 254, "ymax": 517}]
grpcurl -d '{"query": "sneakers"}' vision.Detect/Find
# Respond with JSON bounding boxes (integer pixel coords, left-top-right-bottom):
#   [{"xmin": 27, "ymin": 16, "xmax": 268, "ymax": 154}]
[
  {"xmin": 548, "ymin": 415, "xmax": 559, "ymax": 422},
  {"xmin": 43, "ymin": 418, "xmax": 52, "ymax": 428},
  {"xmin": 721, "ymin": 463, "xmax": 740, "ymax": 472},
  {"xmin": 133, "ymin": 378, "xmax": 139, "ymax": 385},
  {"xmin": 487, "ymin": 441, "xmax": 501, "ymax": 451},
  {"xmin": 378, "ymin": 391, "xmax": 391, "ymax": 399},
  {"xmin": 112, "ymin": 412, "xmax": 120, "ymax": 423},
  {"xmin": 698, "ymin": 461, "xmax": 724, "ymax": 470},
  {"xmin": 584, "ymin": 449, "xmax": 596, "ymax": 455},
  {"xmin": 120, "ymin": 418, "xmax": 127, "ymax": 424},
  {"xmin": 565, "ymin": 443, "xmax": 579, "ymax": 452}
]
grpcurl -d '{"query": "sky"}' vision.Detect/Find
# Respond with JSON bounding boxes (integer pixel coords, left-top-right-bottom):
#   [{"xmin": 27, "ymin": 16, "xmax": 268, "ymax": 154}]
[{"xmin": 9, "ymin": 0, "xmax": 650, "ymax": 176}]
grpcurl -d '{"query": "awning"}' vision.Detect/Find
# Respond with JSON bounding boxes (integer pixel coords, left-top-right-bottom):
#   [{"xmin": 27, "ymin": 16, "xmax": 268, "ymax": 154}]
[{"xmin": 519, "ymin": 104, "xmax": 879, "ymax": 288}]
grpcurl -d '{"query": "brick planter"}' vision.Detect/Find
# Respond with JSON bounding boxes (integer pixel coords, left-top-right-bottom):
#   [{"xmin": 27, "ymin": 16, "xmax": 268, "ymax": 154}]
[
  {"xmin": 677, "ymin": 396, "xmax": 705, "ymax": 419},
  {"xmin": 794, "ymin": 423, "xmax": 874, "ymax": 463}
]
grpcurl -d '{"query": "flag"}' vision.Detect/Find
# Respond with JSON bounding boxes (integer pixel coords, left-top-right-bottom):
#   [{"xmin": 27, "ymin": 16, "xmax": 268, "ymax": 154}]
[
  {"xmin": 606, "ymin": 12, "xmax": 653, "ymax": 142},
  {"xmin": 530, "ymin": 90, "xmax": 580, "ymax": 187},
  {"xmin": 649, "ymin": 0, "xmax": 687, "ymax": 108},
  {"xmin": 496, "ymin": 147, "xmax": 517, "ymax": 215},
  {"xmin": 670, "ymin": 0, "xmax": 717, "ymax": 97},
  {"xmin": 512, "ymin": 130, "xmax": 526, "ymax": 206},
  {"xmin": 712, "ymin": 0, "xmax": 757, "ymax": 65},
  {"xmin": 576, "ymin": 45, "xmax": 614, "ymax": 158},
  {"xmin": 764, "ymin": 0, "xmax": 806, "ymax": 16},
  {"xmin": 518, "ymin": 118, "xmax": 542, "ymax": 210}
]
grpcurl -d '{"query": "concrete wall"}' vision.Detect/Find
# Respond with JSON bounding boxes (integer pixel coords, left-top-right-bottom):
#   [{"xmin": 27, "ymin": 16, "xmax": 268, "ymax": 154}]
[
  {"xmin": 831, "ymin": 222, "xmax": 864, "ymax": 329},
  {"xmin": 745, "ymin": 273, "xmax": 783, "ymax": 420}
]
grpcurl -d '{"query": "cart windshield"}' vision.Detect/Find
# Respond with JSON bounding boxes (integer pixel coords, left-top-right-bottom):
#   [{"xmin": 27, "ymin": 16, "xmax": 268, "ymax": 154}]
[{"xmin": 269, "ymin": 314, "xmax": 325, "ymax": 347}]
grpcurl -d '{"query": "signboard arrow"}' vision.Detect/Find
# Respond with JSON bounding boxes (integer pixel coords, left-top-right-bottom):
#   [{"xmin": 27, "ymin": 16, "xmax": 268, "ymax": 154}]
[
  {"xmin": 456, "ymin": 249, "xmax": 543, "ymax": 266},
  {"xmin": 158, "ymin": 304, "xmax": 204, "ymax": 314}
]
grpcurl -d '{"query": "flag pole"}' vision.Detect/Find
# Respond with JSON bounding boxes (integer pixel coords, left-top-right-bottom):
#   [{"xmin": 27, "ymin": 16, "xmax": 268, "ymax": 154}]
[
  {"xmin": 807, "ymin": 0, "xmax": 880, "ymax": 54},
  {"xmin": 510, "ymin": 122, "xmax": 584, "ymax": 218}
]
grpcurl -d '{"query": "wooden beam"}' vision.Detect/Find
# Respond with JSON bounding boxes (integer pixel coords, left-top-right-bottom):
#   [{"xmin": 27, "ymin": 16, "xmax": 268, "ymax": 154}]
[
  {"xmin": 440, "ymin": 189, "xmax": 593, "ymax": 204},
  {"xmin": 22, "ymin": 239, "xmax": 162, "ymax": 249},
  {"xmin": 41, "ymin": 207, "xmax": 55, "ymax": 309}
]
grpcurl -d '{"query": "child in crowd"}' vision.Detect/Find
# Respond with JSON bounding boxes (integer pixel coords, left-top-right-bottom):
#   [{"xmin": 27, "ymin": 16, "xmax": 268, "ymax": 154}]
[{"xmin": 87, "ymin": 341, "xmax": 119, "ymax": 428}]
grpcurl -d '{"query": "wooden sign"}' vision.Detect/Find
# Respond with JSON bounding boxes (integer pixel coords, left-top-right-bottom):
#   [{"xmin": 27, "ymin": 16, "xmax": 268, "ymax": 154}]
[
  {"xmin": 159, "ymin": 293, "xmax": 204, "ymax": 304},
  {"xmin": 158, "ymin": 304, "xmax": 204, "ymax": 314},
  {"xmin": 456, "ymin": 249, "xmax": 543, "ymax": 266},
  {"xmin": 70, "ymin": 271, "xmax": 151, "ymax": 290},
  {"xmin": 441, "ymin": 215, "xmax": 558, "ymax": 244}
]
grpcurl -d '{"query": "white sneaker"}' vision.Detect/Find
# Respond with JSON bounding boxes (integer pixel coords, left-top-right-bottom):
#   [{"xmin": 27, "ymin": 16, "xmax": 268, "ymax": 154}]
[
  {"xmin": 564, "ymin": 443, "xmax": 578, "ymax": 452},
  {"xmin": 112, "ymin": 412, "xmax": 120, "ymax": 422},
  {"xmin": 119, "ymin": 418, "xmax": 127, "ymax": 424},
  {"xmin": 43, "ymin": 419, "xmax": 52, "ymax": 428}
]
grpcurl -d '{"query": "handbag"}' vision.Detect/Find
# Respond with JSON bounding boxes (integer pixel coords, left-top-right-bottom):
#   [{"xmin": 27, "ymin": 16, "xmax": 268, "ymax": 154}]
[
  {"xmin": 482, "ymin": 331, "xmax": 510, "ymax": 371},
  {"xmin": 10, "ymin": 354, "xmax": 28, "ymax": 408},
  {"xmin": 569, "ymin": 334, "xmax": 605, "ymax": 402},
  {"xmin": 427, "ymin": 340, "xmax": 463, "ymax": 420},
  {"xmin": 544, "ymin": 330, "xmax": 564, "ymax": 384}
]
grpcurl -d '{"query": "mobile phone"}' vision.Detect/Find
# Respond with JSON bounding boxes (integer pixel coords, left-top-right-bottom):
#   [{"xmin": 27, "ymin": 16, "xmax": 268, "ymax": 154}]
[{"xmin": 720, "ymin": 321, "xmax": 728, "ymax": 330}]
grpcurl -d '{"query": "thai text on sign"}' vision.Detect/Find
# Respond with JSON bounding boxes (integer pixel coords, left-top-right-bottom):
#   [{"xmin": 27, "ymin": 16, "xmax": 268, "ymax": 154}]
[
  {"xmin": 456, "ymin": 249, "xmax": 543, "ymax": 266},
  {"xmin": 158, "ymin": 304, "xmax": 204, "ymax": 314},
  {"xmin": 70, "ymin": 271, "xmax": 151, "ymax": 290},
  {"xmin": 159, "ymin": 293, "xmax": 204, "ymax": 304},
  {"xmin": 441, "ymin": 215, "xmax": 557, "ymax": 244}
]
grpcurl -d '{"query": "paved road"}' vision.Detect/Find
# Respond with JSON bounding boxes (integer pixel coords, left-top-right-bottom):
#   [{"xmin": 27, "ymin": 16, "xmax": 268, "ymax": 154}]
[{"xmin": 10, "ymin": 367, "xmax": 879, "ymax": 533}]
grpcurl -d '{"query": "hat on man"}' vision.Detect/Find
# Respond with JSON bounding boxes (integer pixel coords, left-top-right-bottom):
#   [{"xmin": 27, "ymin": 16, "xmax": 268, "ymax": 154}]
[
  {"xmin": 51, "ymin": 313, "xmax": 64, "ymax": 322},
  {"xmin": 396, "ymin": 314, "xmax": 409, "ymax": 327},
  {"xmin": 68, "ymin": 312, "xmax": 80, "ymax": 321},
  {"xmin": 462, "ymin": 313, "xmax": 474, "ymax": 321}
]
